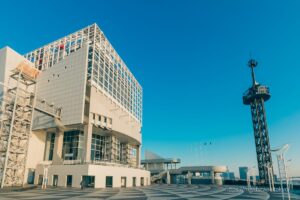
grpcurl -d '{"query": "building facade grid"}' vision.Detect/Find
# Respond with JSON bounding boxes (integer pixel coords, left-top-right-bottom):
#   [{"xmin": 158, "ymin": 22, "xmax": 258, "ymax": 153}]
[{"xmin": 24, "ymin": 24, "xmax": 142, "ymax": 123}]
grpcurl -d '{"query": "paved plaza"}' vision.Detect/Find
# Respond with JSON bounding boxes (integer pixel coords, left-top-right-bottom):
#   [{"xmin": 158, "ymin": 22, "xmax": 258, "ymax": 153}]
[{"xmin": 0, "ymin": 184, "xmax": 299, "ymax": 200}]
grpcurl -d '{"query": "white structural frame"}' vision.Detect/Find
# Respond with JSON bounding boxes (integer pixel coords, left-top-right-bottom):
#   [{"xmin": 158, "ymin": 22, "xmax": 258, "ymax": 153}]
[
  {"xmin": 264, "ymin": 163, "xmax": 275, "ymax": 192},
  {"xmin": 271, "ymin": 144, "xmax": 291, "ymax": 200},
  {"xmin": 0, "ymin": 70, "xmax": 24, "ymax": 188},
  {"xmin": 0, "ymin": 64, "xmax": 61, "ymax": 188}
]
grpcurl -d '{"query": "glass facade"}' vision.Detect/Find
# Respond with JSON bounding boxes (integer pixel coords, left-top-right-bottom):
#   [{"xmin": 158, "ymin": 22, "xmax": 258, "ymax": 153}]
[
  {"xmin": 44, "ymin": 132, "xmax": 55, "ymax": 161},
  {"xmin": 62, "ymin": 130, "xmax": 84, "ymax": 160},
  {"xmin": 90, "ymin": 134, "xmax": 137, "ymax": 166},
  {"xmin": 24, "ymin": 24, "xmax": 142, "ymax": 123},
  {"xmin": 91, "ymin": 134, "xmax": 107, "ymax": 161}
]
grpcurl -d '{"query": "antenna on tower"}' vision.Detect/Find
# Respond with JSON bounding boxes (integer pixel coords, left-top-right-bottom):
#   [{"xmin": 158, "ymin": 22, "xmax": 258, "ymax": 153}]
[{"xmin": 248, "ymin": 57, "xmax": 258, "ymax": 87}]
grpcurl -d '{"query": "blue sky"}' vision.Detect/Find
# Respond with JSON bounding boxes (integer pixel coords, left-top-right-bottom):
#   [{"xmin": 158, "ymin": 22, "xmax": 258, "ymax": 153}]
[{"xmin": 1, "ymin": 0, "xmax": 300, "ymax": 177}]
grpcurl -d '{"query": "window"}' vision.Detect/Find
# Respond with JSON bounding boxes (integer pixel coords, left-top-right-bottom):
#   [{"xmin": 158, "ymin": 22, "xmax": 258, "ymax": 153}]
[
  {"xmin": 44, "ymin": 133, "xmax": 55, "ymax": 161},
  {"xmin": 91, "ymin": 134, "xmax": 107, "ymax": 161},
  {"xmin": 111, "ymin": 137, "xmax": 121, "ymax": 162},
  {"xmin": 62, "ymin": 130, "xmax": 84, "ymax": 160},
  {"xmin": 131, "ymin": 148, "xmax": 137, "ymax": 157}
]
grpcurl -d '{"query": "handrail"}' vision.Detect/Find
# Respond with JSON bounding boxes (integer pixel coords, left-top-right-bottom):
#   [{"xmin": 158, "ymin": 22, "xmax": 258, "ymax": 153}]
[{"xmin": 38, "ymin": 159, "xmax": 144, "ymax": 170}]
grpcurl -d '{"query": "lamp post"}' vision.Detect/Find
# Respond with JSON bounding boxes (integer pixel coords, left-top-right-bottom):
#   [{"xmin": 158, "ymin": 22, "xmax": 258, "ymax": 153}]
[
  {"xmin": 271, "ymin": 144, "xmax": 291, "ymax": 200},
  {"xmin": 286, "ymin": 159, "xmax": 293, "ymax": 191},
  {"xmin": 264, "ymin": 164, "xmax": 275, "ymax": 192},
  {"xmin": 42, "ymin": 165, "xmax": 50, "ymax": 190}
]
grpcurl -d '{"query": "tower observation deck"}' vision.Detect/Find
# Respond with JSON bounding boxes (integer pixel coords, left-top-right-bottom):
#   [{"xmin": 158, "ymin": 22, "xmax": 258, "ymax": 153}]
[{"xmin": 243, "ymin": 59, "xmax": 273, "ymax": 184}]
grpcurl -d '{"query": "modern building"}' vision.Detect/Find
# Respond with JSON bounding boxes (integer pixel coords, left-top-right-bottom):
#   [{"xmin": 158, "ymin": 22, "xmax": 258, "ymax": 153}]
[
  {"xmin": 141, "ymin": 150, "xmax": 181, "ymax": 175},
  {"xmin": 0, "ymin": 23, "xmax": 150, "ymax": 188},
  {"xmin": 239, "ymin": 167, "xmax": 248, "ymax": 181},
  {"xmin": 222, "ymin": 171, "xmax": 235, "ymax": 180},
  {"xmin": 142, "ymin": 151, "xmax": 227, "ymax": 185}
]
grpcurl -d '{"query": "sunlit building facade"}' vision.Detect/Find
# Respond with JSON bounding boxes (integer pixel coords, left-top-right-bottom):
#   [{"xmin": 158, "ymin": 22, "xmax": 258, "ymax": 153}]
[{"xmin": 0, "ymin": 23, "xmax": 149, "ymax": 188}]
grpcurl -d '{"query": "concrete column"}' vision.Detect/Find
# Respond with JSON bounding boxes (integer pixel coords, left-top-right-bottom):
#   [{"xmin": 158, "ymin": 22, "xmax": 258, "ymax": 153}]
[
  {"xmin": 83, "ymin": 122, "xmax": 93, "ymax": 163},
  {"xmin": 136, "ymin": 145, "xmax": 141, "ymax": 168},
  {"xmin": 166, "ymin": 171, "xmax": 171, "ymax": 184},
  {"xmin": 211, "ymin": 171, "xmax": 215, "ymax": 184},
  {"xmin": 187, "ymin": 171, "xmax": 192, "ymax": 185},
  {"xmin": 52, "ymin": 129, "xmax": 64, "ymax": 164}
]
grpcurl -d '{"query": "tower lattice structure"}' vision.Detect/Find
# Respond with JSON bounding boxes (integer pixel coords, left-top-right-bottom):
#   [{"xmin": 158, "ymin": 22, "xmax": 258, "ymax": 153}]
[{"xmin": 243, "ymin": 59, "xmax": 273, "ymax": 184}]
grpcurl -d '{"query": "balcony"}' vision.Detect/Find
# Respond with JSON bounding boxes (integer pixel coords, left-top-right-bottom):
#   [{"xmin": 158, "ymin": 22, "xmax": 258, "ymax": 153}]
[{"xmin": 243, "ymin": 85, "xmax": 270, "ymax": 105}]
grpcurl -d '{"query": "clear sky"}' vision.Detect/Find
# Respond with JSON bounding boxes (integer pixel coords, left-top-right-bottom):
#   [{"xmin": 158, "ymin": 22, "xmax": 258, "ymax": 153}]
[{"xmin": 1, "ymin": 0, "xmax": 299, "ymax": 177}]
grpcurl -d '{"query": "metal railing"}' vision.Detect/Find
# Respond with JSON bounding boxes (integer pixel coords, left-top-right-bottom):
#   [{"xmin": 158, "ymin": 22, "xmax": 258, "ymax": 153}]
[{"xmin": 38, "ymin": 159, "xmax": 144, "ymax": 170}]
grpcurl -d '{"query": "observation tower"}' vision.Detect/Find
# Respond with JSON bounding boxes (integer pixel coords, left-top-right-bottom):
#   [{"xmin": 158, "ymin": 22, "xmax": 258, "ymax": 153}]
[{"xmin": 243, "ymin": 59, "xmax": 273, "ymax": 184}]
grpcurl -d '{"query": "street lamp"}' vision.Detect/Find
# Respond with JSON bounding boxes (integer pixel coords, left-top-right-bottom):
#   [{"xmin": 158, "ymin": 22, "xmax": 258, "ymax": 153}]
[
  {"xmin": 42, "ymin": 165, "xmax": 50, "ymax": 190},
  {"xmin": 264, "ymin": 164, "xmax": 275, "ymax": 192},
  {"xmin": 286, "ymin": 159, "xmax": 293, "ymax": 191},
  {"xmin": 271, "ymin": 144, "xmax": 291, "ymax": 200}
]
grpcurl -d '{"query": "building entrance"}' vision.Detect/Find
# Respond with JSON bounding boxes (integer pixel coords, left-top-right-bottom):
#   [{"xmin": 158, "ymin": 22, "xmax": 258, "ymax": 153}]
[
  {"xmin": 133, "ymin": 177, "xmax": 136, "ymax": 187},
  {"xmin": 66, "ymin": 175, "xmax": 72, "ymax": 187},
  {"xmin": 141, "ymin": 177, "xmax": 144, "ymax": 186},
  {"xmin": 38, "ymin": 175, "xmax": 43, "ymax": 185},
  {"xmin": 121, "ymin": 177, "xmax": 127, "ymax": 188},
  {"xmin": 82, "ymin": 176, "xmax": 95, "ymax": 188},
  {"xmin": 106, "ymin": 176, "xmax": 113, "ymax": 187},
  {"xmin": 53, "ymin": 175, "xmax": 58, "ymax": 186},
  {"xmin": 27, "ymin": 169, "xmax": 35, "ymax": 184}
]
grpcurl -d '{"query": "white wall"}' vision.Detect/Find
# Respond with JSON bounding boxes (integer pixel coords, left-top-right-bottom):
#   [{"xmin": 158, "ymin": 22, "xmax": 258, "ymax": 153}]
[
  {"xmin": 0, "ymin": 46, "xmax": 29, "ymax": 84},
  {"xmin": 0, "ymin": 47, "xmax": 6, "ymax": 84},
  {"xmin": 0, "ymin": 46, "xmax": 38, "ymax": 185},
  {"xmin": 89, "ymin": 165, "xmax": 150, "ymax": 188},
  {"xmin": 0, "ymin": 46, "xmax": 32, "ymax": 94},
  {"xmin": 0, "ymin": 47, "xmax": 6, "ymax": 100},
  {"xmin": 24, "ymin": 131, "xmax": 47, "ymax": 183},
  {"xmin": 90, "ymin": 87, "xmax": 142, "ymax": 144},
  {"xmin": 35, "ymin": 44, "xmax": 88, "ymax": 126},
  {"xmin": 35, "ymin": 164, "xmax": 150, "ymax": 188}
]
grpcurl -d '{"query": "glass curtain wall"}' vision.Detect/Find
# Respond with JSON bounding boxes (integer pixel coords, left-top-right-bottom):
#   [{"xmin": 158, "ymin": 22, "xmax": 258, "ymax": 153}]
[
  {"xmin": 90, "ymin": 134, "xmax": 138, "ymax": 165},
  {"xmin": 62, "ymin": 130, "xmax": 84, "ymax": 160},
  {"xmin": 91, "ymin": 134, "xmax": 107, "ymax": 161}
]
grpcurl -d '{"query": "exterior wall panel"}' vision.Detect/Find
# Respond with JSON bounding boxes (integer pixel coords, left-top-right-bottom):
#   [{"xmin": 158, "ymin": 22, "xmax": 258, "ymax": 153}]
[{"xmin": 34, "ymin": 44, "xmax": 88, "ymax": 127}]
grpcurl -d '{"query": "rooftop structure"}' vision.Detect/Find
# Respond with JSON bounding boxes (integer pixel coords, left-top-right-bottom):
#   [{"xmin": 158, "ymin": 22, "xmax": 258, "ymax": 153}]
[
  {"xmin": 141, "ymin": 151, "xmax": 181, "ymax": 174},
  {"xmin": 141, "ymin": 151, "xmax": 227, "ymax": 185}
]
